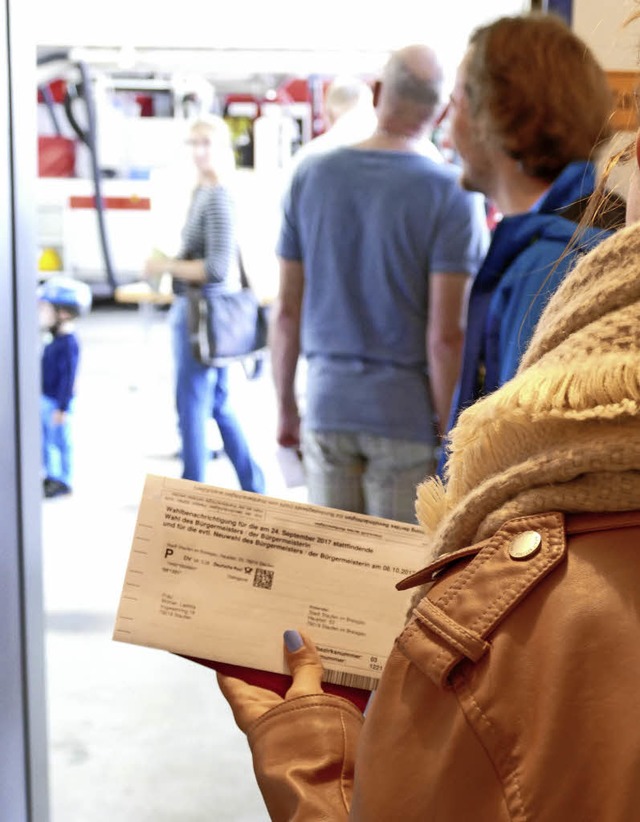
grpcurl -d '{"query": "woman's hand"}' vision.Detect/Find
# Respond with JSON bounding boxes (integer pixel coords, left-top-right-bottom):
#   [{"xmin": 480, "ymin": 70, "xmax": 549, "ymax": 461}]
[
  {"xmin": 144, "ymin": 255, "xmax": 171, "ymax": 279},
  {"xmin": 217, "ymin": 630, "xmax": 324, "ymax": 733}
]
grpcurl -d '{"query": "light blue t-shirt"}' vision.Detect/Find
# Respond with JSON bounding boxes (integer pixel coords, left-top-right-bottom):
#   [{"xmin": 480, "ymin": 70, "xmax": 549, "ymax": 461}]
[{"xmin": 277, "ymin": 147, "xmax": 487, "ymax": 443}]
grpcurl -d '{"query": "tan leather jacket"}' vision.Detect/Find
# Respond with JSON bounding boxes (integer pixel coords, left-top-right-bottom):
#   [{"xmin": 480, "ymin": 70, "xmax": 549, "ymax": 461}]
[{"xmin": 246, "ymin": 510, "xmax": 640, "ymax": 821}]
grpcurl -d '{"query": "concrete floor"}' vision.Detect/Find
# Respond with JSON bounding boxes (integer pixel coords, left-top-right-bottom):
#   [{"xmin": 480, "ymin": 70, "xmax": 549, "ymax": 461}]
[{"xmin": 42, "ymin": 302, "xmax": 306, "ymax": 821}]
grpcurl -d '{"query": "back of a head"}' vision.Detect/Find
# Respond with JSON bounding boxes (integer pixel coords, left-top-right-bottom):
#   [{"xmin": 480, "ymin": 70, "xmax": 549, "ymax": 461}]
[
  {"xmin": 325, "ymin": 76, "xmax": 374, "ymax": 124},
  {"xmin": 379, "ymin": 45, "xmax": 443, "ymax": 126},
  {"xmin": 465, "ymin": 13, "xmax": 612, "ymax": 181}
]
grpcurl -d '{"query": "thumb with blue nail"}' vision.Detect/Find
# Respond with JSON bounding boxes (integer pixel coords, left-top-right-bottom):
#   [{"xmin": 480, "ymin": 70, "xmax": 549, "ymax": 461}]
[
  {"xmin": 282, "ymin": 630, "xmax": 324, "ymax": 699},
  {"xmin": 217, "ymin": 630, "xmax": 325, "ymax": 732}
]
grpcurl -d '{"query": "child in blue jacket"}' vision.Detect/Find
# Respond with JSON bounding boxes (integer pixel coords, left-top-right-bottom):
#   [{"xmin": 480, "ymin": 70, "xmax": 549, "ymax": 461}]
[{"xmin": 39, "ymin": 276, "xmax": 91, "ymax": 498}]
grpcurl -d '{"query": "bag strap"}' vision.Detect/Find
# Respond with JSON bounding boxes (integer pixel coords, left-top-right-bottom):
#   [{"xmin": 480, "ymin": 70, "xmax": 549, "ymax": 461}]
[
  {"xmin": 238, "ymin": 250, "xmax": 252, "ymax": 291},
  {"xmin": 187, "ymin": 250, "xmax": 253, "ymax": 293}
]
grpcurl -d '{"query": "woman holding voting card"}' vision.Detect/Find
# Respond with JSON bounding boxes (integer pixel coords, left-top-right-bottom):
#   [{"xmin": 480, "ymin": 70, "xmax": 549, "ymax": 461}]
[{"xmin": 217, "ymin": 11, "xmax": 640, "ymax": 821}]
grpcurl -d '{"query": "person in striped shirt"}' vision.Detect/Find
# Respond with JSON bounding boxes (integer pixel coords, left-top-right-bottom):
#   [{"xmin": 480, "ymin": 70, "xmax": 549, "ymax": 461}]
[{"xmin": 145, "ymin": 116, "xmax": 264, "ymax": 492}]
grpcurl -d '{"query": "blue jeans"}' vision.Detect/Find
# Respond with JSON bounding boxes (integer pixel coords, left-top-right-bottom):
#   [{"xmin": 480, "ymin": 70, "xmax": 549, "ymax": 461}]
[
  {"xmin": 41, "ymin": 394, "xmax": 74, "ymax": 487},
  {"xmin": 170, "ymin": 297, "xmax": 264, "ymax": 492},
  {"xmin": 301, "ymin": 428, "xmax": 437, "ymax": 523}
]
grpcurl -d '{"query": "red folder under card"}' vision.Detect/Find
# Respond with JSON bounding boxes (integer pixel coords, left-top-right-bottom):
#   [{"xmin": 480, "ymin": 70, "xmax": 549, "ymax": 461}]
[{"xmin": 181, "ymin": 654, "xmax": 371, "ymax": 713}]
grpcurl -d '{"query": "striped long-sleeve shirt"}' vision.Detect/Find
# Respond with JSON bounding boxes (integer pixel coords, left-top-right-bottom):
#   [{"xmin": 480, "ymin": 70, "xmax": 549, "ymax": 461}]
[{"xmin": 174, "ymin": 184, "xmax": 241, "ymax": 297}]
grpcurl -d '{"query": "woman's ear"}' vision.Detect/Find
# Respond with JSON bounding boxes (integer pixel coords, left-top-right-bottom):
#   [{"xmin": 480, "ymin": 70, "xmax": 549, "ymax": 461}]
[{"xmin": 635, "ymin": 130, "xmax": 640, "ymax": 171}]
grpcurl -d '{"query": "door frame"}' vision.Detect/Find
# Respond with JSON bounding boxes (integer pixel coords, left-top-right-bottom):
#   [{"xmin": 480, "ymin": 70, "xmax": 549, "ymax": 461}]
[{"xmin": 1, "ymin": 0, "xmax": 50, "ymax": 819}]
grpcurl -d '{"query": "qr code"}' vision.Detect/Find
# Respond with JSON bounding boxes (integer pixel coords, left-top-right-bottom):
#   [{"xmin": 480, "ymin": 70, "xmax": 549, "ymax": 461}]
[{"xmin": 253, "ymin": 568, "xmax": 274, "ymax": 590}]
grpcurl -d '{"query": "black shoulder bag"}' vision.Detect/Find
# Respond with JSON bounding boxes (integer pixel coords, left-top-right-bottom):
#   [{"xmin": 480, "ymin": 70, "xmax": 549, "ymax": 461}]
[{"xmin": 186, "ymin": 253, "xmax": 268, "ymax": 370}]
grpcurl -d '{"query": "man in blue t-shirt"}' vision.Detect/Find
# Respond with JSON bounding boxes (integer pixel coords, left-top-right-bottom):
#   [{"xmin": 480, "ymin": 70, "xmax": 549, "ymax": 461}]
[{"xmin": 272, "ymin": 45, "xmax": 488, "ymax": 523}]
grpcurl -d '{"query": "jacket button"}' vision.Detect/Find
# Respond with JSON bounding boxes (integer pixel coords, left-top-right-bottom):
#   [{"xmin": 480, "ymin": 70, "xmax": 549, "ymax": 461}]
[{"xmin": 509, "ymin": 530, "xmax": 542, "ymax": 560}]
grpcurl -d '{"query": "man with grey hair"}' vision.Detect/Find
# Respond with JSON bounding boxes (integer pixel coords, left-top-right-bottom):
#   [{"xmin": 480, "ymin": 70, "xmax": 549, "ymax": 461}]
[
  {"xmin": 288, "ymin": 76, "xmax": 377, "ymax": 173},
  {"xmin": 323, "ymin": 76, "xmax": 376, "ymax": 130},
  {"xmin": 271, "ymin": 44, "xmax": 488, "ymax": 523}
]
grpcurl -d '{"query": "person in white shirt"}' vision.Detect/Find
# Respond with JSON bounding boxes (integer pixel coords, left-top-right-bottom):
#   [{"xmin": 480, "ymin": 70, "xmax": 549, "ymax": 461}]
[{"xmin": 288, "ymin": 76, "xmax": 378, "ymax": 173}]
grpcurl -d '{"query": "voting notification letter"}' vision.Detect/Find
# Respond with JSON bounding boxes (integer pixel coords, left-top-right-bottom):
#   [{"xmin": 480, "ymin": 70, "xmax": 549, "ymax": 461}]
[{"xmin": 113, "ymin": 475, "xmax": 430, "ymax": 690}]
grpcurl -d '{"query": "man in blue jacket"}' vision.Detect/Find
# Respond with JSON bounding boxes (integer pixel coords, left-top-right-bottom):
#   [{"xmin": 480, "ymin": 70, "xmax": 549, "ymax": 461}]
[{"xmin": 443, "ymin": 14, "xmax": 625, "ymax": 456}]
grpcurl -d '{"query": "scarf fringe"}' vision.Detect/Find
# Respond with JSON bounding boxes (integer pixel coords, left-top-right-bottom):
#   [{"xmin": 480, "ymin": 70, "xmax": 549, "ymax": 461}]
[
  {"xmin": 415, "ymin": 476, "xmax": 448, "ymax": 538},
  {"xmin": 451, "ymin": 357, "xmax": 640, "ymax": 454},
  {"xmin": 518, "ymin": 359, "xmax": 640, "ymax": 421}
]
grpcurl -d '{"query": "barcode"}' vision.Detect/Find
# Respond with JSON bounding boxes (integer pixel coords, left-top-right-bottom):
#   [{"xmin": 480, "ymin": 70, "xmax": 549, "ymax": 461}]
[
  {"xmin": 253, "ymin": 568, "xmax": 274, "ymax": 590},
  {"xmin": 323, "ymin": 669, "xmax": 378, "ymax": 691}
]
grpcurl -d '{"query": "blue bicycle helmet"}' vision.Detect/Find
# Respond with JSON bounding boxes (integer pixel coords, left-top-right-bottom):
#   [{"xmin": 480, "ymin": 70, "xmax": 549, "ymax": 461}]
[{"xmin": 38, "ymin": 276, "xmax": 92, "ymax": 316}]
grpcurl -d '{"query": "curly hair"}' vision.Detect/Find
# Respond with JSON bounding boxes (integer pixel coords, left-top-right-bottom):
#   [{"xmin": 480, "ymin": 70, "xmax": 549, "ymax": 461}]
[{"xmin": 465, "ymin": 13, "xmax": 613, "ymax": 181}]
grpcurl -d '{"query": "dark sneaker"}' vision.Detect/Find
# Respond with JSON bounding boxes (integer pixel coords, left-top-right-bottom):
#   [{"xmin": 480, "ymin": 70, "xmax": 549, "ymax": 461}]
[{"xmin": 44, "ymin": 479, "xmax": 72, "ymax": 498}]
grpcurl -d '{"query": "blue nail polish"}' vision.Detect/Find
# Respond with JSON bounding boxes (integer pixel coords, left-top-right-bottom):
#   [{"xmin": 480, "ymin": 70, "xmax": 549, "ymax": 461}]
[{"xmin": 284, "ymin": 630, "xmax": 304, "ymax": 652}]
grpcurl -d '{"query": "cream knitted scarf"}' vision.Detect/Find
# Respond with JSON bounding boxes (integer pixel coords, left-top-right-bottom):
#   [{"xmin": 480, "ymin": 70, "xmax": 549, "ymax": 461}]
[{"xmin": 416, "ymin": 221, "xmax": 640, "ymax": 559}]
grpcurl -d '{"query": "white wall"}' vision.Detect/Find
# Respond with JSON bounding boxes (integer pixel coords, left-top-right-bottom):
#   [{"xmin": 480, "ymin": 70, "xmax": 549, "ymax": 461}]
[
  {"xmin": 34, "ymin": 1, "xmax": 640, "ymax": 94},
  {"xmin": 34, "ymin": 0, "xmax": 527, "ymax": 82},
  {"xmin": 34, "ymin": 0, "xmax": 527, "ymax": 49}
]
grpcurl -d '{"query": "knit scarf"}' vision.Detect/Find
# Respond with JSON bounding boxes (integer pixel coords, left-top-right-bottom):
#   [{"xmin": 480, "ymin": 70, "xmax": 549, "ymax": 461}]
[{"xmin": 416, "ymin": 221, "xmax": 640, "ymax": 559}]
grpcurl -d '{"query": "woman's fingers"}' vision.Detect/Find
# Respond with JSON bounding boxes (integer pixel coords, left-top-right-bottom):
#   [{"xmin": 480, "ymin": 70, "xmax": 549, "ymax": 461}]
[
  {"xmin": 218, "ymin": 630, "xmax": 326, "ymax": 733},
  {"xmin": 284, "ymin": 630, "xmax": 325, "ymax": 699},
  {"xmin": 217, "ymin": 673, "xmax": 282, "ymax": 731}
]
